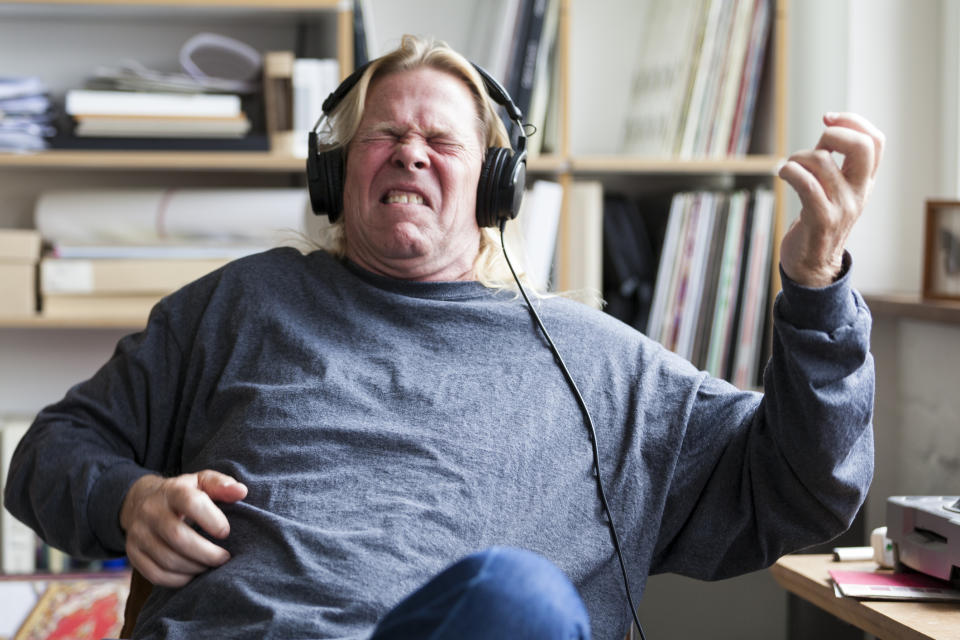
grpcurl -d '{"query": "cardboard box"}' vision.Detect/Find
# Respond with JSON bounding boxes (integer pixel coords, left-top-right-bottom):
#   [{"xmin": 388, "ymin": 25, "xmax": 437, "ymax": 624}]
[
  {"xmin": 0, "ymin": 230, "xmax": 41, "ymax": 262},
  {"xmin": 0, "ymin": 230, "xmax": 41, "ymax": 317},
  {"xmin": 0, "ymin": 263, "xmax": 37, "ymax": 317},
  {"xmin": 40, "ymin": 257, "xmax": 229, "ymax": 295}
]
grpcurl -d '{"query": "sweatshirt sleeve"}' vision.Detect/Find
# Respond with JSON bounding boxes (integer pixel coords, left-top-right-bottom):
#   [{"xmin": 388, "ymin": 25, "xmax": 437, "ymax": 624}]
[
  {"xmin": 4, "ymin": 303, "xmax": 187, "ymax": 559},
  {"xmin": 649, "ymin": 252, "xmax": 874, "ymax": 579}
]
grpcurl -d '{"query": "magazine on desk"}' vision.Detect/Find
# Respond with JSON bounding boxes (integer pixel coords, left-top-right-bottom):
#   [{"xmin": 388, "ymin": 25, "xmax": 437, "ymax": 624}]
[{"xmin": 829, "ymin": 568, "xmax": 960, "ymax": 602}]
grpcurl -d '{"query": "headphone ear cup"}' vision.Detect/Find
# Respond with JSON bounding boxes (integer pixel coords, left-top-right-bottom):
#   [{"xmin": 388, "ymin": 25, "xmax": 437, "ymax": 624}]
[
  {"xmin": 476, "ymin": 147, "xmax": 526, "ymax": 228},
  {"xmin": 503, "ymin": 150, "xmax": 526, "ymax": 223},
  {"xmin": 307, "ymin": 147, "xmax": 345, "ymax": 222},
  {"xmin": 477, "ymin": 148, "xmax": 508, "ymax": 228},
  {"xmin": 323, "ymin": 150, "xmax": 344, "ymax": 222}
]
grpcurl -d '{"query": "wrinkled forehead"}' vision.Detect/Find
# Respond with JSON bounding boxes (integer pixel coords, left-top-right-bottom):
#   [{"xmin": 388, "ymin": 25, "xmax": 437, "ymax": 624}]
[{"xmin": 362, "ymin": 67, "xmax": 486, "ymax": 143}]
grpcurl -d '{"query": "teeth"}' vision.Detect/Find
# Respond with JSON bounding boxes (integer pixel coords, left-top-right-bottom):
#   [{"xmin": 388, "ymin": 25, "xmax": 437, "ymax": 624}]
[{"xmin": 384, "ymin": 191, "xmax": 424, "ymax": 205}]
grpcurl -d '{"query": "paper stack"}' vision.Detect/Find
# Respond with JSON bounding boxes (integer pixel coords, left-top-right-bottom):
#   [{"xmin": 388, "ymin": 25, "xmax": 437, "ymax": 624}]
[
  {"xmin": 0, "ymin": 77, "xmax": 54, "ymax": 152},
  {"xmin": 829, "ymin": 568, "xmax": 960, "ymax": 601},
  {"xmin": 65, "ymin": 89, "xmax": 250, "ymax": 139},
  {"xmin": 54, "ymin": 32, "xmax": 268, "ymax": 150},
  {"xmin": 34, "ymin": 188, "xmax": 309, "ymax": 320}
]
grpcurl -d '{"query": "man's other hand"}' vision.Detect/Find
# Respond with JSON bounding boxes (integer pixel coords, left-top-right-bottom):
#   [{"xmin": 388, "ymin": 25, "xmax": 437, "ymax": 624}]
[
  {"xmin": 119, "ymin": 470, "xmax": 248, "ymax": 587},
  {"xmin": 778, "ymin": 112, "xmax": 885, "ymax": 287}
]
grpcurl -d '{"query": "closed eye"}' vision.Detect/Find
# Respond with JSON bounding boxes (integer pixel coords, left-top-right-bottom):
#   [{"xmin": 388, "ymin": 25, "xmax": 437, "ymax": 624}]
[{"xmin": 428, "ymin": 137, "xmax": 465, "ymax": 152}]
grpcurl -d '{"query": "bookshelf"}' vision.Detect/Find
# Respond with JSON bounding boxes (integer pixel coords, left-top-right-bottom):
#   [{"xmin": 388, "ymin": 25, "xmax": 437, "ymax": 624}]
[
  {"xmin": 0, "ymin": 0, "xmax": 791, "ymax": 360},
  {"xmin": 555, "ymin": 0, "xmax": 789, "ymax": 388},
  {"xmin": 0, "ymin": 0, "xmax": 354, "ymax": 329}
]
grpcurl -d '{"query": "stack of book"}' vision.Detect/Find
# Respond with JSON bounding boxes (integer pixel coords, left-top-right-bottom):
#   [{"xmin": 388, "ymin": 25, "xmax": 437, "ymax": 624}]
[
  {"xmin": 645, "ymin": 187, "xmax": 775, "ymax": 388},
  {"xmin": 0, "ymin": 77, "xmax": 54, "ymax": 152},
  {"xmin": 33, "ymin": 187, "xmax": 309, "ymax": 320},
  {"xmin": 49, "ymin": 31, "xmax": 269, "ymax": 152},
  {"xmin": 57, "ymin": 88, "xmax": 258, "ymax": 151},
  {"xmin": 621, "ymin": 0, "xmax": 772, "ymax": 158}
]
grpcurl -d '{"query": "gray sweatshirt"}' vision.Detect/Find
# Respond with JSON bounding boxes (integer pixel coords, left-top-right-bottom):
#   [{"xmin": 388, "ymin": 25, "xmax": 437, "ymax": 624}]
[{"xmin": 5, "ymin": 248, "xmax": 874, "ymax": 640}]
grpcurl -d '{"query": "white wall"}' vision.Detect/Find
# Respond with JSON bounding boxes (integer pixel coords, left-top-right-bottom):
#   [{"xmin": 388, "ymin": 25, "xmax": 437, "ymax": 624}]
[
  {"xmin": 787, "ymin": 0, "xmax": 943, "ymax": 296},
  {"xmin": 362, "ymin": 0, "xmax": 473, "ymax": 57},
  {"xmin": 0, "ymin": 330, "xmax": 127, "ymax": 414},
  {"xmin": 848, "ymin": 0, "xmax": 943, "ymax": 294},
  {"xmin": 867, "ymin": 312, "xmax": 960, "ymax": 537}
]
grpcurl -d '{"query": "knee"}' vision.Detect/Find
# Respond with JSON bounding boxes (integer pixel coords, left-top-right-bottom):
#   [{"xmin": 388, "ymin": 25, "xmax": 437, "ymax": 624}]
[
  {"xmin": 372, "ymin": 546, "xmax": 591, "ymax": 640},
  {"xmin": 465, "ymin": 547, "xmax": 591, "ymax": 633}
]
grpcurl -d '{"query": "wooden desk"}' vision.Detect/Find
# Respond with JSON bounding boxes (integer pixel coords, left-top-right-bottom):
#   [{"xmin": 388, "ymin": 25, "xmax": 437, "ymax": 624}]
[{"xmin": 770, "ymin": 554, "xmax": 960, "ymax": 640}]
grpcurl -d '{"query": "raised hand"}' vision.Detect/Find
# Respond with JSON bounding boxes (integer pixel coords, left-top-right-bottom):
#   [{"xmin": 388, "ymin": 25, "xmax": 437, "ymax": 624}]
[{"xmin": 777, "ymin": 112, "xmax": 885, "ymax": 287}]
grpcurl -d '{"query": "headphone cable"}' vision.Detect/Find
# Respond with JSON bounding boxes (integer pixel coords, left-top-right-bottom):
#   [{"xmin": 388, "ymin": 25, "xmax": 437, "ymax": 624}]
[{"xmin": 499, "ymin": 221, "xmax": 646, "ymax": 640}]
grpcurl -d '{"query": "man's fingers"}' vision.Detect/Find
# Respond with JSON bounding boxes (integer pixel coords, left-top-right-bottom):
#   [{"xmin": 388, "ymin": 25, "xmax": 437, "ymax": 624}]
[
  {"xmin": 785, "ymin": 148, "xmax": 847, "ymax": 208},
  {"xmin": 120, "ymin": 469, "xmax": 246, "ymax": 587},
  {"xmin": 822, "ymin": 112, "xmax": 885, "ymax": 179},
  {"xmin": 125, "ymin": 521, "xmax": 212, "ymax": 587},
  {"xmin": 197, "ymin": 469, "xmax": 249, "ymax": 504},
  {"xmin": 126, "ymin": 544, "xmax": 196, "ymax": 588},
  {"xmin": 130, "ymin": 528, "xmax": 211, "ymax": 575},
  {"xmin": 127, "ymin": 508, "xmax": 230, "ymax": 571},
  {"xmin": 814, "ymin": 125, "xmax": 876, "ymax": 188},
  {"xmin": 778, "ymin": 156, "xmax": 830, "ymax": 214},
  {"xmin": 153, "ymin": 512, "xmax": 233, "ymax": 566},
  {"xmin": 164, "ymin": 469, "xmax": 248, "ymax": 541},
  {"xmin": 164, "ymin": 482, "xmax": 233, "ymax": 540}
]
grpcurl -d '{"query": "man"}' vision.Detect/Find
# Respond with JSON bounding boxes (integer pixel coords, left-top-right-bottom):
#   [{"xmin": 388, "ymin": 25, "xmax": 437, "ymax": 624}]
[{"xmin": 5, "ymin": 35, "xmax": 883, "ymax": 640}]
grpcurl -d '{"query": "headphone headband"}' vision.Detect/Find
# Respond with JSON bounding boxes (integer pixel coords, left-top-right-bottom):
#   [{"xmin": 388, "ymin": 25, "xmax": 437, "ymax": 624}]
[{"xmin": 315, "ymin": 61, "xmax": 525, "ymax": 146}]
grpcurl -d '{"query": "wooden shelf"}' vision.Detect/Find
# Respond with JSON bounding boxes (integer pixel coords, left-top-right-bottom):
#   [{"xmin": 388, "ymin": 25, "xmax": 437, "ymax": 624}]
[
  {"xmin": 0, "ymin": 151, "xmax": 773, "ymax": 175},
  {"xmin": 2, "ymin": 0, "xmax": 341, "ymax": 9},
  {"xmin": 0, "ymin": 149, "xmax": 306, "ymax": 172},
  {"xmin": 864, "ymin": 293, "xmax": 960, "ymax": 325},
  {"xmin": 527, "ymin": 154, "xmax": 568, "ymax": 174},
  {"xmin": 0, "ymin": 315, "xmax": 147, "ymax": 329},
  {"xmin": 571, "ymin": 154, "xmax": 782, "ymax": 175}
]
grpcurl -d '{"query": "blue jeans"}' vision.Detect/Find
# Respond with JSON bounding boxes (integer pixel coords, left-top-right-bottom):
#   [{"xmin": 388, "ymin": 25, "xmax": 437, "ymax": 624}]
[{"xmin": 370, "ymin": 547, "xmax": 591, "ymax": 640}]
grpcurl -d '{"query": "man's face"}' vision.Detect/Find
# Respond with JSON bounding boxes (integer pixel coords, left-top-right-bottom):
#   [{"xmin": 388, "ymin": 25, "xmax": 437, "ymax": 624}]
[{"xmin": 341, "ymin": 67, "xmax": 486, "ymax": 281}]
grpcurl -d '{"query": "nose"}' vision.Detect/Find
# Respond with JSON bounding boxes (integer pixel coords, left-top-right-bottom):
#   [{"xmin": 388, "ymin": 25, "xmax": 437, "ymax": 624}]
[{"xmin": 391, "ymin": 137, "xmax": 429, "ymax": 171}]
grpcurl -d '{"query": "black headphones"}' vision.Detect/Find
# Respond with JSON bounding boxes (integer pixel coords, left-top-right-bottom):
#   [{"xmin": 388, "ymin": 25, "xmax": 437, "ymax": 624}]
[{"xmin": 306, "ymin": 61, "xmax": 527, "ymax": 229}]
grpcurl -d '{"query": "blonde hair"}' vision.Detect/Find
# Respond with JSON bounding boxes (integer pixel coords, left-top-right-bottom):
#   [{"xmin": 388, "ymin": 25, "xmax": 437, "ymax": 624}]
[{"xmin": 312, "ymin": 34, "xmax": 528, "ymax": 291}]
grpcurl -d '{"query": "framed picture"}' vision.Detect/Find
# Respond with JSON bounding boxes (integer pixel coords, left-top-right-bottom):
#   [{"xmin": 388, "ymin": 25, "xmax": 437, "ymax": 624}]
[{"xmin": 923, "ymin": 200, "xmax": 960, "ymax": 300}]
